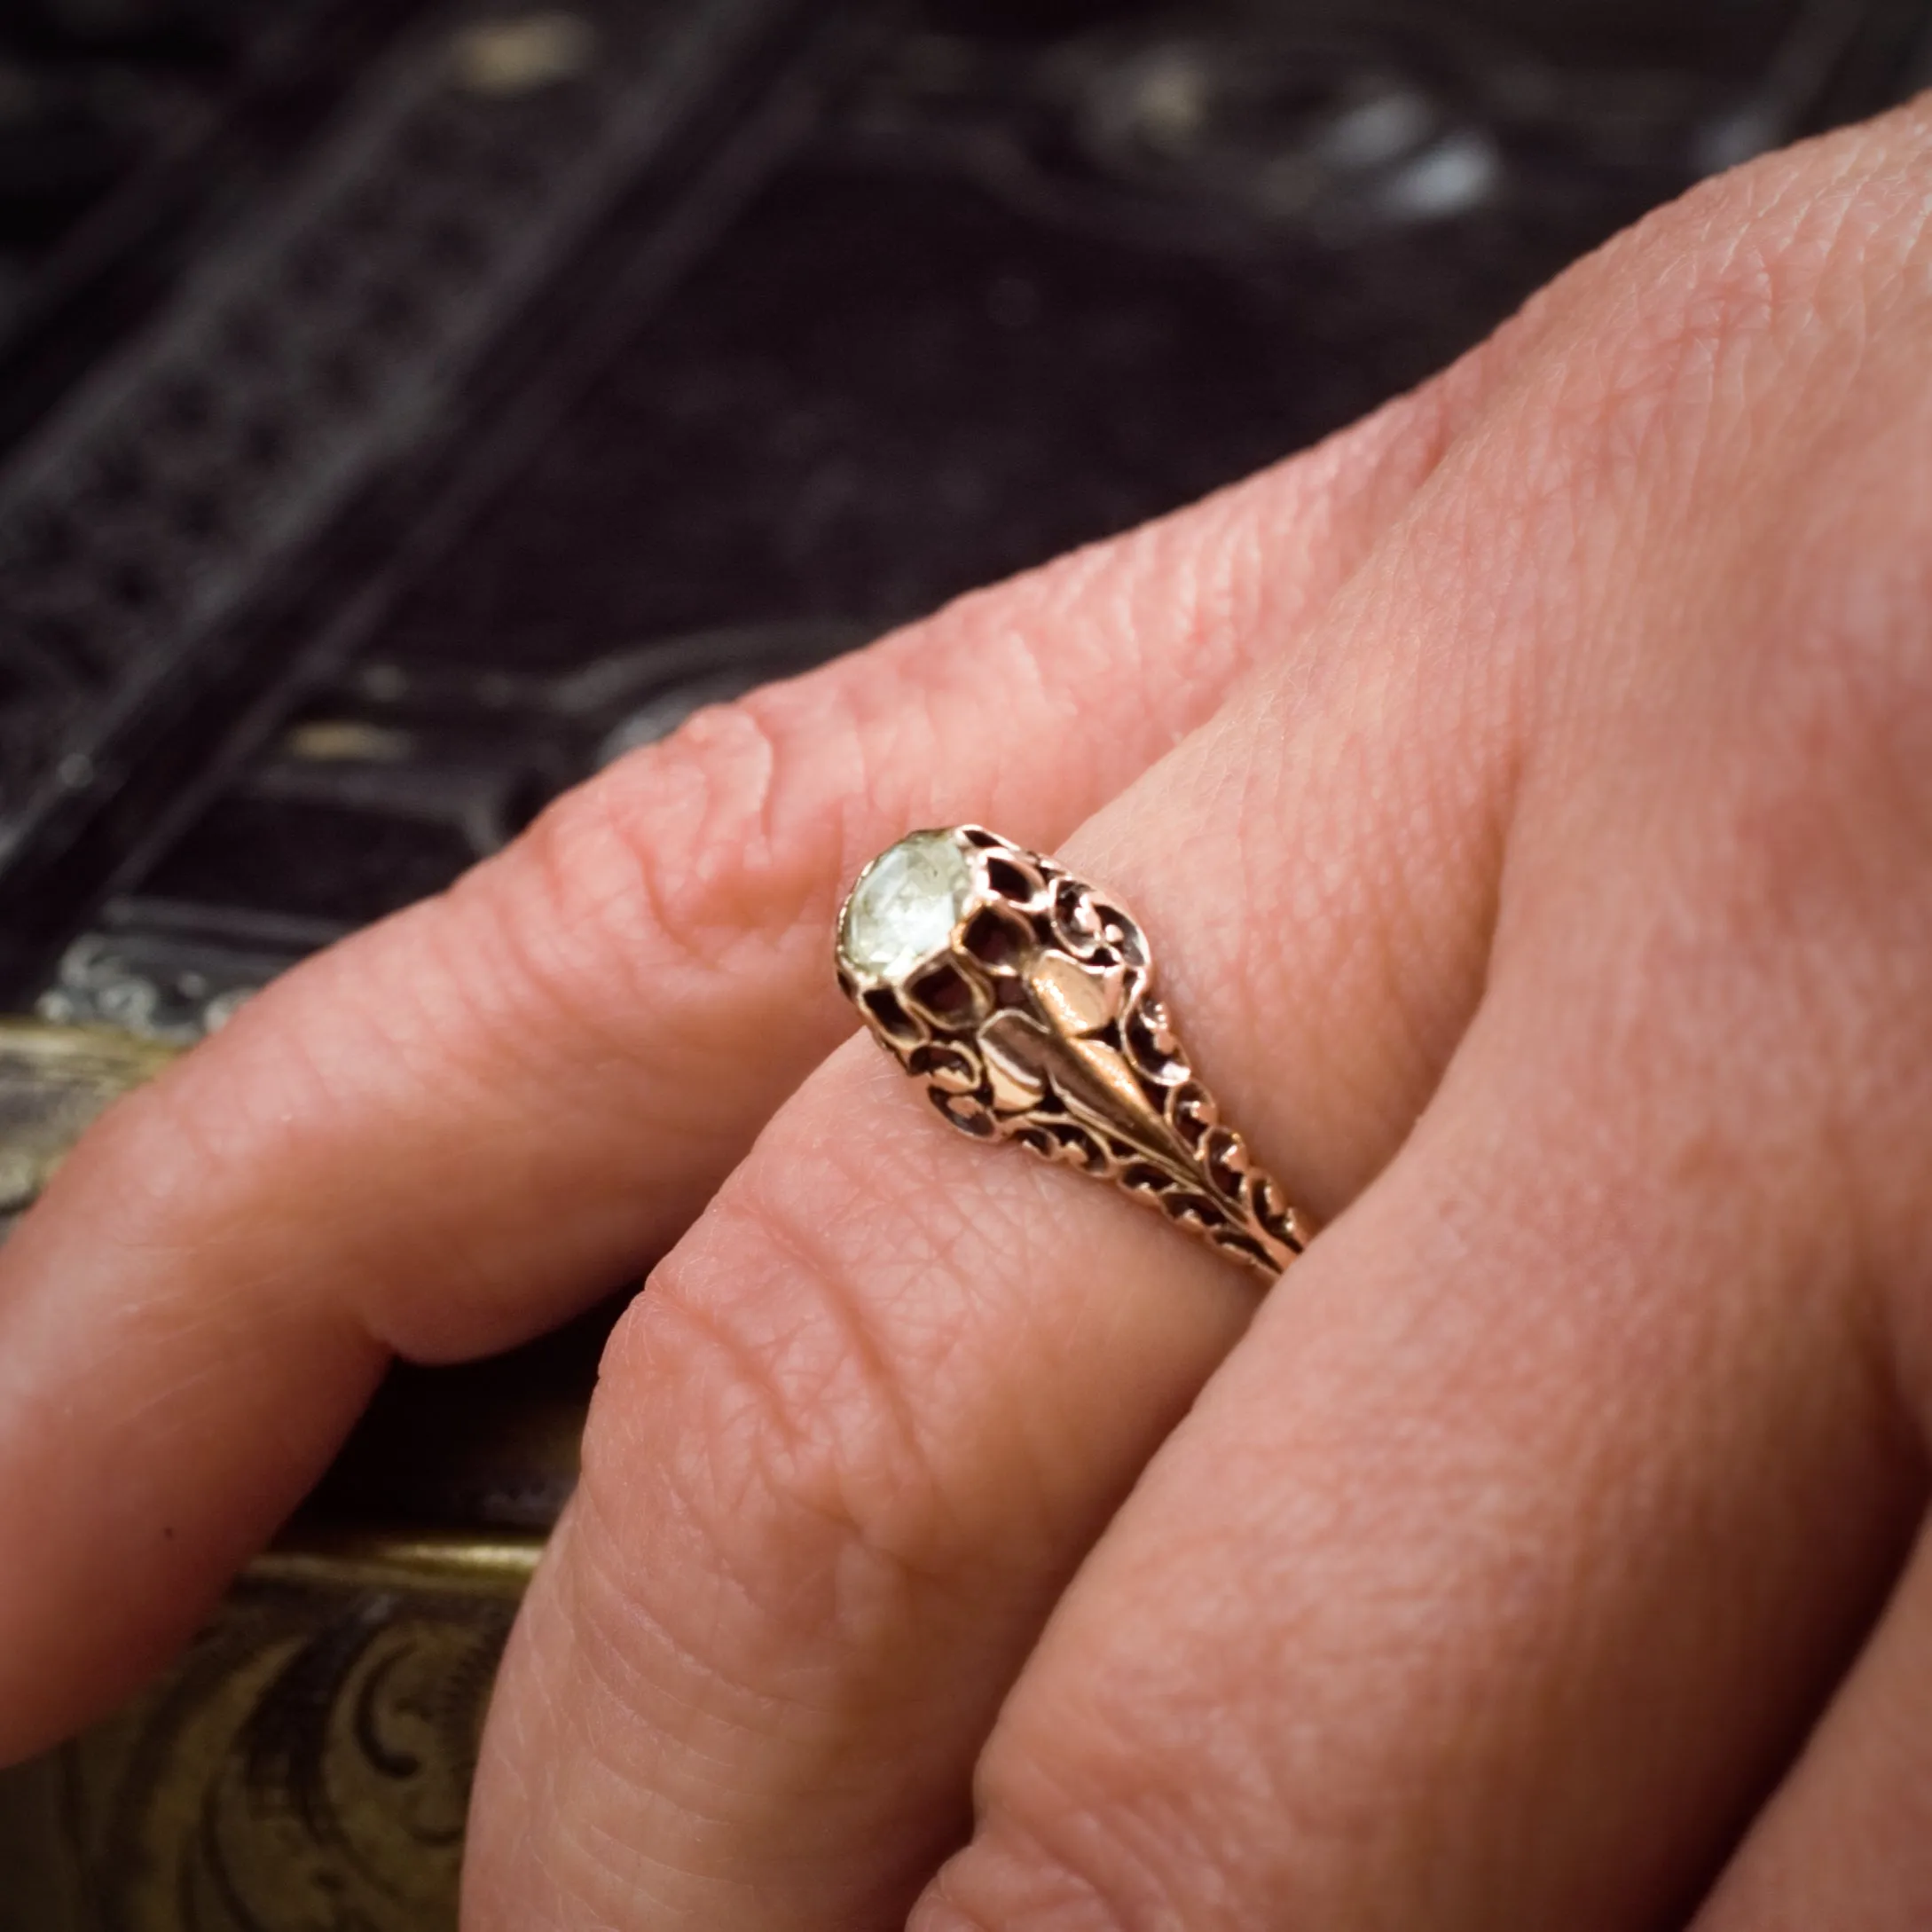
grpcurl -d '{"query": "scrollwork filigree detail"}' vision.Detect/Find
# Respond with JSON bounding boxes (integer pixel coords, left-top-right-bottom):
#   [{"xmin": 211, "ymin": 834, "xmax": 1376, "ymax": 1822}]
[{"xmin": 836, "ymin": 826, "xmax": 1314, "ymax": 1279}]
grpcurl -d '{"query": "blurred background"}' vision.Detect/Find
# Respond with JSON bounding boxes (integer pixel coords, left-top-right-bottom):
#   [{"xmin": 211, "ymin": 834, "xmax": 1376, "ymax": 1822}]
[{"xmin": 0, "ymin": 2, "xmax": 1926, "ymax": 1926}]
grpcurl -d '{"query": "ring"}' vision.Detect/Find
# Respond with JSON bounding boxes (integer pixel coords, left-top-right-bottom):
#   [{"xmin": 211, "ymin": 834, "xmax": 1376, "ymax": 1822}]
[{"xmin": 834, "ymin": 826, "xmax": 1315, "ymax": 1280}]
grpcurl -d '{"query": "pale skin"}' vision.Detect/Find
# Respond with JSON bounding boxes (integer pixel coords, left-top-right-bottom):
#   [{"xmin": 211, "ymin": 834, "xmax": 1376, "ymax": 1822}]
[{"xmin": 3, "ymin": 98, "xmax": 1932, "ymax": 1930}]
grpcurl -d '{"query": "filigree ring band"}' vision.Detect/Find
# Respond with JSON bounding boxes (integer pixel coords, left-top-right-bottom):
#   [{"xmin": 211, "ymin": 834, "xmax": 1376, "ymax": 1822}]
[{"xmin": 834, "ymin": 826, "xmax": 1315, "ymax": 1280}]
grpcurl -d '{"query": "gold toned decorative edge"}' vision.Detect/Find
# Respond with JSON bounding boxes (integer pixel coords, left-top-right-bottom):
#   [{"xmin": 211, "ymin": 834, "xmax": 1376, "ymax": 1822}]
[
  {"xmin": 247, "ymin": 1528, "xmax": 546, "ymax": 1597},
  {"xmin": 0, "ymin": 1017, "xmax": 183, "ymax": 1221}
]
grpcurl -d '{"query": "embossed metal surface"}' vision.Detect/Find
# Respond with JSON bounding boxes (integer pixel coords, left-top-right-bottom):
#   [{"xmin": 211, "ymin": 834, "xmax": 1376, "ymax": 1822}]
[{"xmin": 0, "ymin": 1535, "xmax": 538, "ymax": 1932}]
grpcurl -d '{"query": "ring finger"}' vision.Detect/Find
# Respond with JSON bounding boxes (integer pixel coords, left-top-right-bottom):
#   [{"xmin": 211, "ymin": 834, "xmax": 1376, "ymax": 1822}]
[{"xmin": 463, "ymin": 483, "xmax": 1516, "ymax": 1928}]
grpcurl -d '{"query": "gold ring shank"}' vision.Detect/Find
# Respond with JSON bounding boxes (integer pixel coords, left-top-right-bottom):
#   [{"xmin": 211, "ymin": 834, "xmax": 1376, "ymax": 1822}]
[{"xmin": 835, "ymin": 826, "xmax": 1315, "ymax": 1281}]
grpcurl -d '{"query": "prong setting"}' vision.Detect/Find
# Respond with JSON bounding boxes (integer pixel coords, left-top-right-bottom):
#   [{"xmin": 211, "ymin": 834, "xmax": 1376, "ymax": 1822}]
[{"xmin": 836, "ymin": 827, "xmax": 1315, "ymax": 1280}]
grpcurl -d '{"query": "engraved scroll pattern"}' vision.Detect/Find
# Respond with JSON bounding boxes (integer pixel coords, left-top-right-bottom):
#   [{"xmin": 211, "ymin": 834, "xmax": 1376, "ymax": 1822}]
[{"xmin": 843, "ymin": 828, "xmax": 1311, "ymax": 1278}]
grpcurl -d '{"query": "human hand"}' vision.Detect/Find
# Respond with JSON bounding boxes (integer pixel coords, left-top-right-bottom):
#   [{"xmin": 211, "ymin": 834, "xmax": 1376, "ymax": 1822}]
[{"xmin": 4, "ymin": 97, "xmax": 1932, "ymax": 1931}]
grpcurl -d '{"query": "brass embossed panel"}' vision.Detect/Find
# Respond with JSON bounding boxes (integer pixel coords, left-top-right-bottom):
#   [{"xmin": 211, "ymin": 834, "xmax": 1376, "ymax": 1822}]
[
  {"xmin": 0, "ymin": 1017, "xmax": 177, "ymax": 1232},
  {"xmin": 0, "ymin": 1537, "xmax": 538, "ymax": 1932}
]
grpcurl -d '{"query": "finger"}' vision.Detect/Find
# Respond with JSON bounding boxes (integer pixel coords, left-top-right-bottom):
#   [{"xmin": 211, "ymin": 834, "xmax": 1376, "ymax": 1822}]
[
  {"xmin": 0, "ymin": 356, "xmax": 1501, "ymax": 1762},
  {"xmin": 1688, "ymin": 1527, "xmax": 1932, "ymax": 1930},
  {"xmin": 914, "ymin": 112, "xmax": 1932, "ymax": 1920},
  {"xmin": 474, "ymin": 103, "xmax": 1932, "ymax": 1930},
  {"xmin": 915, "ymin": 1007, "xmax": 1921, "ymax": 1932},
  {"xmin": 463, "ymin": 459, "xmax": 1522, "ymax": 1929}
]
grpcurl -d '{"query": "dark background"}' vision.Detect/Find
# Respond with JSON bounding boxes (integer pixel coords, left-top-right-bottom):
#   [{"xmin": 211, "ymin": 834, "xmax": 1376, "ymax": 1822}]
[{"xmin": 3, "ymin": 0, "xmax": 1927, "ymax": 1051}]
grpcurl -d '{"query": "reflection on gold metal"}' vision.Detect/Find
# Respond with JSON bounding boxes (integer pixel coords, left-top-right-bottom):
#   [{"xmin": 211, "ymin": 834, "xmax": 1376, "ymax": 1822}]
[
  {"xmin": 452, "ymin": 13, "xmax": 597, "ymax": 98},
  {"xmin": 280, "ymin": 719, "xmax": 417, "ymax": 765},
  {"xmin": 250, "ymin": 1530, "xmax": 543, "ymax": 1597},
  {"xmin": 0, "ymin": 1017, "xmax": 178, "ymax": 1221},
  {"xmin": 0, "ymin": 1533, "xmax": 542, "ymax": 1932}
]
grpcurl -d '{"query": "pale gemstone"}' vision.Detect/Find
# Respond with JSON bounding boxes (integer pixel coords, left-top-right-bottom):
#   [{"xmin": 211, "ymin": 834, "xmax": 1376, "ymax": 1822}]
[{"xmin": 839, "ymin": 831, "xmax": 974, "ymax": 981}]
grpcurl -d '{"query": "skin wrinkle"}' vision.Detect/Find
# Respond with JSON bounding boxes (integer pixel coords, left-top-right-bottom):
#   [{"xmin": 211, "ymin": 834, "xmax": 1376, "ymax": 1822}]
[
  {"xmin": 647, "ymin": 1232, "xmax": 959, "ymax": 1603},
  {"xmin": 330, "ymin": 938, "xmax": 642, "ymax": 1345},
  {"xmin": 18, "ymin": 1128, "xmax": 342, "ymax": 1383},
  {"xmin": 555, "ymin": 1499, "xmax": 806, "ymax": 1771},
  {"xmin": 1091, "ymin": 472, "xmax": 1512, "ymax": 1200},
  {"xmin": 121, "ymin": 1016, "xmax": 396, "ymax": 1256},
  {"xmin": 475, "ymin": 981, "xmax": 1267, "ymax": 1916},
  {"xmin": 37, "ymin": 1086, "xmax": 234, "ymax": 1274},
  {"xmin": 455, "ymin": 883, "xmax": 781, "ymax": 1128},
  {"xmin": 1484, "ymin": 186, "xmax": 1842, "ymax": 567},
  {"xmin": 1539, "ymin": 120, "xmax": 1928, "ymax": 546},
  {"xmin": 185, "ymin": 916, "xmax": 602, "ymax": 1353},
  {"xmin": 527, "ymin": 1683, "xmax": 751, "ymax": 1929},
  {"xmin": 962, "ymin": 1698, "xmax": 1291, "ymax": 1932},
  {"xmin": 1351, "ymin": 695, "xmax": 1472, "ymax": 1043},
  {"xmin": 844, "ymin": 475, "xmax": 1244, "ymax": 828},
  {"xmin": 516, "ymin": 1497, "xmax": 964, "ymax": 1925},
  {"xmin": 580, "ymin": 700, "xmax": 793, "ymax": 980},
  {"xmin": 958, "ymin": 1799, "xmax": 1208, "ymax": 1932},
  {"xmin": 601, "ymin": 1283, "xmax": 961, "ymax": 1677},
  {"xmin": 986, "ymin": 1767, "xmax": 1224, "ymax": 1932},
  {"xmin": 529, "ymin": 1510, "xmax": 917, "ymax": 1903},
  {"xmin": 464, "ymin": 785, "xmax": 782, "ymax": 1068},
  {"xmin": 406, "ymin": 895, "xmax": 619, "ymax": 1111},
  {"xmin": 1170, "ymin": 513, "xmax": 1253, "ymax": 703},
  {"xmin": 0, "ymin": 1287, "xmax": 383, "ymax": 1705},
  {"xmin": 631, "ymin": 1099, "xmax": 1119, "ymax": 1613},
  {"xmin": 561, "ymin": 1531, "xmax": 776, "ymax": 1773}
]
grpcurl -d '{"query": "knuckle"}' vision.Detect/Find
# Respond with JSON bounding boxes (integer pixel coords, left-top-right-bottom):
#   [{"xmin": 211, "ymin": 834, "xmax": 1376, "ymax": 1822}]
[
  {"xmin": 1511, "ymin": 104, "xmax": 1932, "ymax": 504},
  {"xmin": 576, "ymin": 1145, "xmax": 971, "ymax": 1671},
  {"xmin": 456, "ymin": 667, "xmax": 880, "ymax": 1031},
  {"xmin": 513, "ymin": 686, "xmax": 841, "ymax": 975}
]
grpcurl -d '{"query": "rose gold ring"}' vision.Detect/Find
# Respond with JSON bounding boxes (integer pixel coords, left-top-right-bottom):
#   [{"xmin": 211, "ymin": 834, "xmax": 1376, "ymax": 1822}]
[{"xmin": 834, "ymin": 825, "xmax": 1315, "ymax": 1281}]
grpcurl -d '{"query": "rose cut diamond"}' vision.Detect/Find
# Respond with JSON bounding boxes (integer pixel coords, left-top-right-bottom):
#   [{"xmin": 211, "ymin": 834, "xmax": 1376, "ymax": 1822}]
[{"xmin": 839, "ymin": 830, "xmax": 974, "ymax": 982}]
